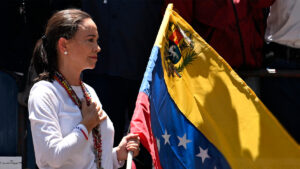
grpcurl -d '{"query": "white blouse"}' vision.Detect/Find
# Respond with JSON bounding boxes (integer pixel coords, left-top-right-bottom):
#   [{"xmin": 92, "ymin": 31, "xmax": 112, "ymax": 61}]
[{"xmin": 28, "ymin": 80, "xmax": 124, "ymax": 169}]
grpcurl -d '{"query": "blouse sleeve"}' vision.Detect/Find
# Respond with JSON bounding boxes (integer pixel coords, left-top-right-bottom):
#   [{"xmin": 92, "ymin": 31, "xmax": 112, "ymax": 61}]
[{"xmin": 28, "ymin": 83, "xmax": 89, "ymax": 168}]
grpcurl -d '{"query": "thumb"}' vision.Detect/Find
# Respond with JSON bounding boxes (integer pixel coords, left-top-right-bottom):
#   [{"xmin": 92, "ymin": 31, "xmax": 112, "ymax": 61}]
[{"xmin": 81, "ymin": 98, "xmax": 87, "ymax": 109}]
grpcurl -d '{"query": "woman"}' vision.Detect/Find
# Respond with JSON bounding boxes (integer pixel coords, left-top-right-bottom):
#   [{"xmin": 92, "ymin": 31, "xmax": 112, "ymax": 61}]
[{"xmin": 28, "ymin": 9, "xmax": 140, "ymax": 169}]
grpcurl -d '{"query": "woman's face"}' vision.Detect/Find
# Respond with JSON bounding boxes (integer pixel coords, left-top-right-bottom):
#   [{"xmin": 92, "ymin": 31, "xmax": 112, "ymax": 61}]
[{"xmin": 65, "ymin": 18, "xmax": 101, "ymax": 71}]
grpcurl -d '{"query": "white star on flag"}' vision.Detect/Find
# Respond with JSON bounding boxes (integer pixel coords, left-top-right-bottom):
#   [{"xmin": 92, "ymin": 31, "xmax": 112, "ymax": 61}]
[
  {"xmin": 196, "ymin": 146, "xmax": 210, "ymax": 163},
  {"xmin": 162, "ymin": 129, "xmax": 171, "ymax": 145},
  {"xmin": 156, "ymin": 137, "xmax": 160, "ymax": 152},
  {"xmin": 177, "ymin": 133, "xmax": 191, "ymax": 149}
]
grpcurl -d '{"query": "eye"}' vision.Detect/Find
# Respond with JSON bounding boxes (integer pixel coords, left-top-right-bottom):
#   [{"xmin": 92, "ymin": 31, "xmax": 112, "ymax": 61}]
[{"xmin": 88, "ymin": 38, "xmax": 94, "ymax": 42}]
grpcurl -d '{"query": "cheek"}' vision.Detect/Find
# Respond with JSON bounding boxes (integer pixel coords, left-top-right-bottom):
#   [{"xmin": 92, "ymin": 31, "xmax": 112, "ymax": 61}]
[
  {"xmin": 69, "ymin": 43, "xmax": 91, "ymax": 61},
  {"xmin": 77, "ymin": 44, "xmax": 91, "ymax": 54},
  {"xmin": 71, "ymin": 47, "xmax": 85, "ymax": 57}
]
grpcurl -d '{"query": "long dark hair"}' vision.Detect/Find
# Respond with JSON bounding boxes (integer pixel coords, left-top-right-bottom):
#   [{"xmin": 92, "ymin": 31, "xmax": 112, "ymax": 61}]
[{"xmin": 32, "ymin": 9, "xmax": 91, "ymax": 81}]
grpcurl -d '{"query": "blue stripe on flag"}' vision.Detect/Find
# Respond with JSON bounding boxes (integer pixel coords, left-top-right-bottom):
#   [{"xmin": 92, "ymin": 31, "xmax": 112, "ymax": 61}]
[
  {"xmin": 150, "ymin": 47, "xmax": 231, "ymax": 169},
  {"xmin": 139, "ymin": 46, "xmax": 160, "ymax": 96}
]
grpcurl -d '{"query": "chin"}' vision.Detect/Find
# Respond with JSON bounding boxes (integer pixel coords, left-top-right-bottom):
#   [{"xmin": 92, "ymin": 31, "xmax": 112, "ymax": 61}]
[
  {"xmin": 87, "ymin": 64, "xmax": 97, "ymax": 70},
  {"xmin": 85, "ymin": 67, "xmax": 95, "ymax": 70},
  {"xmin": 84, "ymin": 61, "xmax": 97, "ymax": 70}
]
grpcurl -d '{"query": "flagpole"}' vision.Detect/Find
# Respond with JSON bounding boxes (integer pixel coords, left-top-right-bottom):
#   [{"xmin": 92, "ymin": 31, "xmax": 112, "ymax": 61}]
[
  {"xmin": 126, "ymin": 123, "xmax": 133, "ymax": 169},
  {"xmin": 126, "ymin": 151, "xmax": 133, "ymax": 169}
]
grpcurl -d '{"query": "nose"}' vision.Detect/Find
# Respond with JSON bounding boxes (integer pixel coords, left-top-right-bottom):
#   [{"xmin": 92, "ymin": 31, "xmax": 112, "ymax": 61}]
[{"xmin": 96, "ymin": 44, "xmax": 101, "ymax": 53}]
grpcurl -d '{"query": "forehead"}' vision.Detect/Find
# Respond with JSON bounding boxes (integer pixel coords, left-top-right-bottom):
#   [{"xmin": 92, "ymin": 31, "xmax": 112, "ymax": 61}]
[{"xmin": 76, "ymin": 18, "xmax": 98, "ymax": 36}]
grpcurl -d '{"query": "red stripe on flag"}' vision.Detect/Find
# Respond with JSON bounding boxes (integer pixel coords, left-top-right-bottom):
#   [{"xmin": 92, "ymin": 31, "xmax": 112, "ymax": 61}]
[{"xmin": 130, "ymin": 92, "xmax": 162, "ymax": 169}]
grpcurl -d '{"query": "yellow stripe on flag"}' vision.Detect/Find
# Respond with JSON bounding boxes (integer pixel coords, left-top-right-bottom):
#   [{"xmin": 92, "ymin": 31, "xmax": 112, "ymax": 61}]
[{"xmin": 156, "ymin": 4, "xmax": 300, "ymax": 169}]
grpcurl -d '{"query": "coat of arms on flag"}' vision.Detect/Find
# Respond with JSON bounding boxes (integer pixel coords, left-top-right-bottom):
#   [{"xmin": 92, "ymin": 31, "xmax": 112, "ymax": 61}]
[{"xmin": 165, "ymin": 22, "xmax": 196, "ymax": 78}]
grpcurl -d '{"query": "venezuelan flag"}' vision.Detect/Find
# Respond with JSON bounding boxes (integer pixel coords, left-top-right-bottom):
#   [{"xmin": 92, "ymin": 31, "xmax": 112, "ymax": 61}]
[{"xmin": 130, "ymin": 4, "xmax": 300, "ymax": 169}]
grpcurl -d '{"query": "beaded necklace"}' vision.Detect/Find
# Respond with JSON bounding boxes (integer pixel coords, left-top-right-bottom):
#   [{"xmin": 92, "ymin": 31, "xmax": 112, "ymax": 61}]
[{"xmin": 54, "ymin": 71, "xmax": 102, "ymax": 169}]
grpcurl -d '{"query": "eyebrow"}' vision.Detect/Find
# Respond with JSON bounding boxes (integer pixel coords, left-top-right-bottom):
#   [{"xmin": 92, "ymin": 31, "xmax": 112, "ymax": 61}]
[{"xmin": 86, "ymin": 34, "xmax": 97, "ymax": 38}]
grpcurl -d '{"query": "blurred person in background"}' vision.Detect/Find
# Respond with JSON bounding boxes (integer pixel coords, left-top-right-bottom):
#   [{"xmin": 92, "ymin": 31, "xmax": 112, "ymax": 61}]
[
  {"xmin": 163, "ymin": 0, "xmax": 274, "ymax": 95},
  {"xmin": 261, "ymin": 0, "xmax": 300, "ymax": 143}
]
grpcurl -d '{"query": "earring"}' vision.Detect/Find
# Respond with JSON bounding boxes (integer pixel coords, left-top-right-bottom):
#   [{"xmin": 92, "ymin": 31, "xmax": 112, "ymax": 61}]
[{"xmin": 64, "ymin": 51, "xmax": 68, "ymax": 55}]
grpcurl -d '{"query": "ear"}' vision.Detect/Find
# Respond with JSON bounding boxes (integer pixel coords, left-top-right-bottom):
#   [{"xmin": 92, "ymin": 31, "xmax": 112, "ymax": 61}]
[{"xmin": 57, "ymin": 37, "xmax": 68, "ymax": 55}]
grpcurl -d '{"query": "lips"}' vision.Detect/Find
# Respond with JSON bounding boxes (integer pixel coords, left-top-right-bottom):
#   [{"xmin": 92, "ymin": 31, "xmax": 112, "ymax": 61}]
[{"xmin": 89, "ymin": 56, "xmax": 98, "ymax": 60}]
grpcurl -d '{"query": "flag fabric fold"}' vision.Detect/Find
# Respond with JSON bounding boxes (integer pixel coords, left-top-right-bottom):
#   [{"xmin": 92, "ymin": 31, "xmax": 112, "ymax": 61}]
[{"xmin": 130, "ymin": 4, "xmax": 300, "ymax": 169}]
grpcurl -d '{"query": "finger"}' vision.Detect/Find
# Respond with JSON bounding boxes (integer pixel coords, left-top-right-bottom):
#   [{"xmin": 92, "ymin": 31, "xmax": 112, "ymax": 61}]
[
  {"xmin": 90, "ymin": 101, "xmax": 97, "ymax": 108},
  {"xmin": 126, "ymin": 146, "xmax": 140, "ymax": 157},
  {"xmin": 97, "ymin": 108, "xmax": 103, "ymax": 116},
  {"xmin": 127, "ymin": 137, "xmax": 140, "ymax": 145},
  {"xmin": 126, "ymin": 142, "xmax": 139, "ymax": 149},
  {"xmin": 99, "ymin": 114, "xmax": 107, "ymax": 123},
  {"xmin": 98, "ymin": 109, "xmax": 104, "ymax": 120},
  {"xmin": 127, "ymin": 139, "xmax": 140, "ymax": 146},
  {"xmin": 87, "ymin": 102, "xmax": 98, "ymax": 114},
  {"xmin": 125, "ymin": 133, "xmax": 140, "ymax": 141},
  {"xmin": 96, "ymin": 106, "xmax": 101, "ymax": 115},
  {"xmin": 126, "ymin": 144, "xmax": 139, "ymax": 151},
  {"xmin": 127, "ymin": 140, "xmax": 140, "ymax": 148}
]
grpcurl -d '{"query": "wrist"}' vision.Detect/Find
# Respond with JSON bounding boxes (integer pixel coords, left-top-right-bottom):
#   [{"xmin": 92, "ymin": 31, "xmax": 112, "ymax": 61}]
[
  {"xmin": 113, "ymin": 147, "xmax": 125, "ymax": 167},
  {"xmin": 80, "ymin": 121, "xmax": 92, "ymax": 134},
  {"xmin": 115, "ymin": 146, "xmax": 122, "ymax": 161}
]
